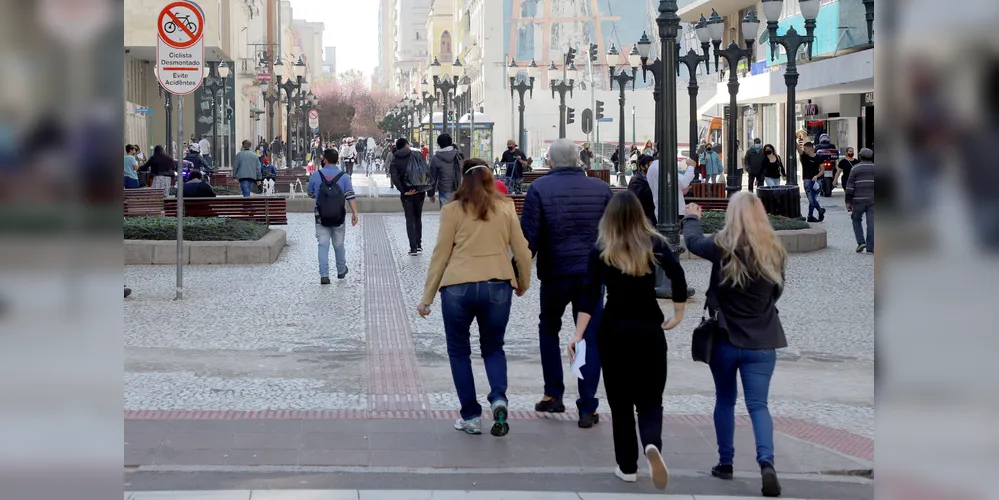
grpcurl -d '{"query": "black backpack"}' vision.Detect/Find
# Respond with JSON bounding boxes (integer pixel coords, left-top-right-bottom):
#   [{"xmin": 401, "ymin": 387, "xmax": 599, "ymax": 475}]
[
  {"xmin": 316, "ymin": 171, "xmax": 347, "ymax": 227},
  {"xmin": 405, "ymin": 151, "xmax": 432, "ymax": 192}
]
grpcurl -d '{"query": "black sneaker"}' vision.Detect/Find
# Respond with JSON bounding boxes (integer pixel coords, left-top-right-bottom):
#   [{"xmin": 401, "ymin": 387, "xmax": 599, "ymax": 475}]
[
  {"xmin": 320, "ymin": 277, "xmax": 331, "ymax": 285},
  {"xmin": 337, "ymin": 266, "xmax": 349, "ymax": 280},
  {"xmin": 760, "ymin": 461, "xmax": 782, "ymax": 497},
  {"xmin": 807, "ymin": 216, "xmax": 820, "ymax": 223},
  {"xmin": 417, "ymin": 246, "xmax": 423, "ymax": 254},
  {"xmin": 408, "ymin": 249, "xmax": 418, "ymax": 256},
  {"xmin": 534, "ymin": 398, "xmax": 565, "ymax": 413},
  {"xmin": 818, "ymin": 208, "xmax": 826, "ymax": 222},
  {"xmin": 855, "ymin": 243, "xmax": 867, "ymax": 253},
  {"xmin": 124, "ymin": 287, "xmax": 132, "ymax": 298},
  {"xmin": 577, "ymin": 412, "xmax": 600, "ymax": 428},
  {"xmin": 711, "ymin": 463, "xmax": 734, "ymax": 480}
]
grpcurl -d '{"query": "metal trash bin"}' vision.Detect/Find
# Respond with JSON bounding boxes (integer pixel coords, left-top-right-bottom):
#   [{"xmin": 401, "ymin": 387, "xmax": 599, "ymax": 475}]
[{"xmin": 756, "ymin": 185, "xmax": 802, "ymax": 219}]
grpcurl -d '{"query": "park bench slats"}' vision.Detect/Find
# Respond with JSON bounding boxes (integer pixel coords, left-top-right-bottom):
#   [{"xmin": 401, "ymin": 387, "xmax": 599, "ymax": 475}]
[
  {"xmin": 124, "ymin": 188, "xmax": 165, "ymax": 217},
  {"xmin": 163, "ymin": 196, "xmax": 288, "ymax": 225}
]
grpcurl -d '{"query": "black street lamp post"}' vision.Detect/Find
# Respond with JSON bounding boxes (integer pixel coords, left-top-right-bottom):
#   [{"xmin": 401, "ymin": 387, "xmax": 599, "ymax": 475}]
[
  {"xmin": 414, "ymin": 101, "xmax": 426, "ymax": 146},
  {"xmin": 261, "ymin": 80, "xmax": 280, "ymax": 144},
  {"xmin": 299, "ymin": 91, "xmax": 317, "ymax": 162},
  {"xmin": 549, "ymin": 49, "xmax": 578, "ymax": 139},
  {"xmin": 508, "ymin": 58, "xmax": 537, "ymax": 153},
  {"xmin": 422, "ymin": 90, "xmax": 439, "ymax": 150},
  {"xmin": 606, "ymin": 45, "xmax": 640, "ymax": 175},
  {"xmin": 653, "ymin": 0, "xmax": 682, "ymax": 251},
  {"xmin": 637, "ymin": 44, "xmax": 663, "ymax": 145},
  {"xmin": 759, "ymin": 0, "xmax": 819, "ymax": 186},
  {"xmin": 153, "ymin": 65, "xmax": 173, "ymax": 157},
  {"xmin": 276, "ymin": 56, "xmax": 308, "ymax": 168},
  {"xmin": 698, "ymin": 9, "xmax": 759, "ymax": 197},
  {"xmin": 203, "ymin": 61, "xmax": 229, "ymax": 167},
  {"xmin": 431, "ymin": 57, "xmax": 463, "ymax": 140},
  {"xmin": 676, "ymin": 48, "xmax": 709, "ymax": 161}
]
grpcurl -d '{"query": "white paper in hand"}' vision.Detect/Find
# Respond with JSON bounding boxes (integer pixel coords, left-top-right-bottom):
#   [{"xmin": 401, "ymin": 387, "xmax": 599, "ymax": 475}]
[{"xmin": 571, "ymin": 340, "xmax": 586, "ymax": 380}]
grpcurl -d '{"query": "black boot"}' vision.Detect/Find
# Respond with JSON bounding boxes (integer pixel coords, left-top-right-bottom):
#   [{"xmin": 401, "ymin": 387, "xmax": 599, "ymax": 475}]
[
  {"xmin": 760, "ymin": 461, "xmax": 782, "ymax": 497},
  {"xmin": 711, "ymin": 463, "xmax": 733, "ymax": 480}
]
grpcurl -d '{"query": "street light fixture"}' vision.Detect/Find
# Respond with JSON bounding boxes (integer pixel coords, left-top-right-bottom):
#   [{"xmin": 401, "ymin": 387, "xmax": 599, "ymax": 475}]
[
  {"xmin": 432, "ymin": 56, "xmax": 462, "ymax": 140},
  {"xmin": 761, "ymin": 0, "xmax": 819, "ymax": 188},
  {"xmin": 699, "ymin": 8, "xmax": 758, "ymax": 197},
  {"xmin": 509, "ymin": 58, "xmax": 536, "ymax": 152},
  {"xmin": 422, "ymin": 90, "xmax": 439, "ymax": 149},
  {"xmin": 276, "ymin": 56, "xmax": 308, "ymax": 167},
  {"xmin": 549, "ymin": 48, "xmax": 578, "ymax": 139},
  {"xmin": 607, "ymin": 44, "xmax": 638, "ymax": 176},
  {"xmin": 261, "ymin": 79, "xmax": 280, "ymax": 145},
  {"xmin": 203, "ymin": 62, "xmax": 229, "ymax": 169}
]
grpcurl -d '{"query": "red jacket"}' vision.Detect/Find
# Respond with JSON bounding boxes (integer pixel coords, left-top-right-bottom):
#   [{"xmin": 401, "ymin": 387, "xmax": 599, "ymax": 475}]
[
  {"xmin": 494, "ymin": 179, "xmax": 509, "ymax": 194},
  {"xmin": 421, "ymin": 146, "xmax": 429, "ymax": 160}
]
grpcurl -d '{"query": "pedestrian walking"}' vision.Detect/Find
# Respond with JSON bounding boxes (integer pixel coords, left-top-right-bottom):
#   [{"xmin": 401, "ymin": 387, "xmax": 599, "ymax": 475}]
[
  {"xmin": 390, "ymin": 138, "xmax": 430, "ymax": 255},
  {"xmin": 761, "ymin": 145, "xmax": 785, "ymax": 187},
  {"xmin": 800, "ymin": 141, "xmax": 826, "ymax": 222},
  {"xmin": 429, "ymin": 133, "xmax": 463, "ymax": 207},
  {"xmin": 643, "ymin": 140, "xmax": 655, "ymax": 156},
  {"xmin": 418, "ymin": 158, "xmax": 533, "ymax": 437},
  {"xmin": 567, "ymin": 190, "xmax": 687, "ymax": 489},
  {"xmin": 341, "ymin": 138, "xmax": 358, "ymax": 176},
  {"xmin": 627, "ymin": 154, "xmax": 657, "ymax": 227},
  {"xmin": 744, "ymin": 138, "xmax": 765, "ymax": 192},
  {"xmin": 124, "ymin": 145, "xmax": 140, "ymax": 189},
  {"xmin": 520, "ymin": 138, "xmax": 612, "ymax": 428},
  {"xmin": 845, "ymin": 148, "xmax": 875, "ymax": 253},
  {"xmin": 835, "ymin": 146, "xmax": 859, "ymax": 189},
  {"xmin": 699, "ymin": 144, "xmax": 724, "ymax": 184},
  {"xmin": 234, "ymin": 140, "xmax": 262, "ymax": 197},
  {"xmin": 308, "ymin": 148, "xmax": 360, "ymax": 283},
  {"xmin": 198, "ymin": 134, "xmax": 212, "ymax": 167},
  {"xmin": 141, "ymin": 145, "xmax": 176, "ymax": 195},
  {"xmin": 579, "ymin": 142, "xmax": 594, "ymax": 170},
  {"xmin": 683, "ymin": 193, "xmax": 788, "ymax": 498},
  {"xmin": 501, "ymin": 140, "xmax": 528, "ymax": 194}
]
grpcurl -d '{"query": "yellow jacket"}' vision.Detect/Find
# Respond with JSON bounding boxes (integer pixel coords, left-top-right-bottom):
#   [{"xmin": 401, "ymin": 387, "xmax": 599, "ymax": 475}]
[{"xmin": 421, "ymin": 198, "xmax": 533, "ymax": 305}]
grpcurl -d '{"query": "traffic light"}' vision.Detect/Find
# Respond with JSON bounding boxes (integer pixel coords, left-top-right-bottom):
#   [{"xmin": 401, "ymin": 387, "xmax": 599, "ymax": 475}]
[
  {"xmin": 595, "ymin": 100, "xmax": 605, "ymax": 120},
  {"xmin": 226, "ymin": 107, "xmax": 233, "ymax": 121},
  {"xmin": 566, "ymin": 47, "xmax": 577, "ymax": 63},
  {"xmin": 567, "ymin": 107, "xmax": 576, "ymax": 125},
  {"xmin": 590, "ymin": 43, "xmax": 598, "ymax": 62}
]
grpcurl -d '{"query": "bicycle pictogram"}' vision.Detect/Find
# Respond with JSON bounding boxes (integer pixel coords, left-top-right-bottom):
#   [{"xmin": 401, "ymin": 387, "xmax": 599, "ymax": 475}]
[{"xmin": 164, "ymin": 12, "xmax": 197, "ymax": 34}]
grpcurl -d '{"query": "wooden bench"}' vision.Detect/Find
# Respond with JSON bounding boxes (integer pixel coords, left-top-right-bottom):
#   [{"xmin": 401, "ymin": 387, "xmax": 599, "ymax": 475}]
[
  {"xmin": 685, "ymin": 182, "xmax": 730, "ymax": 211},
  {"xmin": 522, "ymin": 170, "xmax": 549, "ymax": 184},
  {"xmin": 124, "ymin": 188, "xmax": 165, "ymax": 217},
  {"xmin": 163, "ymin": 196, "xmax": 288, "ymax": 225}
]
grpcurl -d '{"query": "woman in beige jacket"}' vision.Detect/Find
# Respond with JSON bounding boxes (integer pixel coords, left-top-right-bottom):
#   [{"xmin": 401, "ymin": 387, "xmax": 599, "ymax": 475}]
[{"xmin": 418, "ymin": 158, "xmax": 533, "ymax": 437}]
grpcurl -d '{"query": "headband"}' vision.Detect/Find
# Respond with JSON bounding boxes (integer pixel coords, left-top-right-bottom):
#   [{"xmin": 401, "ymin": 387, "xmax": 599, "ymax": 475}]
[{"xmin": 464, "ymin": 165, "xmax": 489, "ymax": 175}]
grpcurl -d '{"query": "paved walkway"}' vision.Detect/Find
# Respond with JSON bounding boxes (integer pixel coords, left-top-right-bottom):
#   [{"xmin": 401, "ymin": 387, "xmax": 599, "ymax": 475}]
[{"xmin": 125, "ymin": 491, "xmax": 827, "ymax": 499}]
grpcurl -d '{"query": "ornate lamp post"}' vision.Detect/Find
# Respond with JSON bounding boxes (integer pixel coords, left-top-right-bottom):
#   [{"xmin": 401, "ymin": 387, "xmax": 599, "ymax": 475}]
[
  {"xmin": 203, "ymin": 60, "xmax": 230, "ymax": 166},
  {"xmin": 260, "ymin": 79, "xmax": 280, "ymax": 144},
  {"xmin": 658, "ymin": 27, "xmax": 709, "ymax": 162},
  {"xmin": 460, "ymin": 74, "xmax": 478, "ymax": 158},
  {"xmin": 299, "ymin": 91, "xmax": 318, "ymax": 162},
  {"xmin": 414, "ymin": 101, "xmax": 426, "ymax": 146},
  {"xmin": 699, "ymin": 9, "xmax": 759, "ymax": 196},
  {"xmin": 421, "ymin": 88, "xmax": 439, "ymax": 150},
  {"xmin": 508, "ymin": 58, "xmax": 537, "ymax": 153},
  {"xmin": 607, "ymin": 45, "xmax": 639, "ymax": 174},
  {"xmin": 549, "ymin": 49, "xmax": 578, "ymax": 139},
  {"xmin": 862, "ymin": 0, "xmax": 874, "ymax": 44},
  {"xmin": 431, "ymin": 57, "xmax": 462, "ymax": 139},
  {"xmin": 276, "ymin": 56, "xmax": 308, "ymax": 167},
  {"xmin": 759, "ymin": 0, "xmax": 818, "ymax": 185}
]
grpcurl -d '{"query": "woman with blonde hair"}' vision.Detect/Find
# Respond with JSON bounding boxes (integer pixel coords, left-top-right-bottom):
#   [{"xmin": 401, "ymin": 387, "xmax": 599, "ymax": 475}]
[
  {"xmin": 642, "ymin": 140, "xmax": 655, "ymax": 155},
  {"xmin": 419, "ymin": 158, "xmax": 533, "ymax": 437},
  {"xmin": 567, "ymin": 190, "xmax": 688, "ymax": 490},
  {"xmin": 683, "ymin": 192, "xmax": 788, "ymax": 498}
]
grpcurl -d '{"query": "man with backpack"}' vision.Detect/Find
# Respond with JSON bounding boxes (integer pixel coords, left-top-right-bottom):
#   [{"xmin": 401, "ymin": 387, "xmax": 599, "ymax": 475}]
[
  {"xmin": 308, "ymin": 148, "xmax": 359, "ymax": 284},
  {"xmin": 389, "ymin": 137, "xmax": 431, "ymax": 256},
  {"xmin": 429, "ymin": 133, "xmax": 463, "ymax": 207}
]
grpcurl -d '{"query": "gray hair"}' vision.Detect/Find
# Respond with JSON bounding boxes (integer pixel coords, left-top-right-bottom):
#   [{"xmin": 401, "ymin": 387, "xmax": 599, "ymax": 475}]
[
  {"xmin": 858, "ymin": 148, "xmax": 874, "ymax": 161},
  {"xmin": 548, "ymin": 138, "xmax": 579, "ymax": 168}
]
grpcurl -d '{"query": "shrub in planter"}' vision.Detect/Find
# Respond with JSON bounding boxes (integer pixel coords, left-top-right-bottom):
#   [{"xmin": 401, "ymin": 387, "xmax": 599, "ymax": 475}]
[
  {"xmin": 124, "ymin": 217, "xmax": 270, "ymax": 241},
  {"xmin": 697, "ymin": 211, "xmax": 810, "ymax": 234}
]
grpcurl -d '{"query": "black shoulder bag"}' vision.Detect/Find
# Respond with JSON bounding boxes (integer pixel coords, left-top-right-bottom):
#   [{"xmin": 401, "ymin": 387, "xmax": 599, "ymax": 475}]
[{"xmin": 691, "ymin": 305, "xmax": 720, "ymax": 364}]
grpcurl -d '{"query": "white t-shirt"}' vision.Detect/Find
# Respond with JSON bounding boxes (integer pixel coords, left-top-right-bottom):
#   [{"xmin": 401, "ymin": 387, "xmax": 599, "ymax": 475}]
[
  {"xmin": 198, "ymin": 139, "xmax": 211, "ymax": 156},
  {"xmin": 647, "ymin": 159, "xmax": 696, "ymax": 217}
]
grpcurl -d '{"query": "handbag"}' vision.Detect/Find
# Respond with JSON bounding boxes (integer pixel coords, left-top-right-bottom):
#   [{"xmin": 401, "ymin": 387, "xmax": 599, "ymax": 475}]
[{"xmin": 691, "ymin": 305, "xmax": 719, "ymax": 364}]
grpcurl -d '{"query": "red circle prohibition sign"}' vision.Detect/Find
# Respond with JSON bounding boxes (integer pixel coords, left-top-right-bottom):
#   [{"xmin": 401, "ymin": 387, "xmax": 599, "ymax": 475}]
[{"xmin": 158, "ymin": 1, "xmax": 205, "ymax": 49}]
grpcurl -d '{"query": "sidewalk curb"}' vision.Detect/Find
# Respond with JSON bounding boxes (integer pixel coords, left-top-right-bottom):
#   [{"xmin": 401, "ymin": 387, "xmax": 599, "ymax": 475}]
[{"xmin": 125, "ymin": 490, "xmax": 818, "ymax": 500}]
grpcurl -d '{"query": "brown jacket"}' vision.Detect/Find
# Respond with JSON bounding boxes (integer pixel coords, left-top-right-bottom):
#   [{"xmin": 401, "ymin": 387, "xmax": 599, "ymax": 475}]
[{"xmin": 421, "ymin": 197, "xmax": 533, "ymax": 305}]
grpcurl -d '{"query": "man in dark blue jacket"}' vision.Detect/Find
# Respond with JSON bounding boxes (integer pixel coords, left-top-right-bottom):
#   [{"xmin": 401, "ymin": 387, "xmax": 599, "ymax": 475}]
[{"xmin": 520, "ymin": 138, "xmax": 612, "ymax": 428}]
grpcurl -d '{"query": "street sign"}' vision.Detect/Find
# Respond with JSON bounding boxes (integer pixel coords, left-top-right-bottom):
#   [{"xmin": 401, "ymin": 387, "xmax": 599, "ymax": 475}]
[
  {"xmin": 155, "ymin": 0, "xmax": 206, "ymax": 96},
  {"xmin": 581, "ymin": 109, "xmax": 593, "ymax": 135},
  {"xmin": 308, "ymin": 109, "xmax": 320, "ymax": 130},
  {"xmin": 257, "ymin": 73, "xmax": 272, "ymax": 82},
  {"xmin": 597, "ymin": 117, "xmax": 614, "ymax": 123}
]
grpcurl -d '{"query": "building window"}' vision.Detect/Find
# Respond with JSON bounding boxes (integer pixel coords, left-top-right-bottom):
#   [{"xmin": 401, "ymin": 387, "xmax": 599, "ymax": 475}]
[
  {"xmin": 440, "ymin": 31, "xmax": 453, "ymax": 61},
  {"xmin": 416, "ymin": 32, "xmax": 420, "ymax": 40}
]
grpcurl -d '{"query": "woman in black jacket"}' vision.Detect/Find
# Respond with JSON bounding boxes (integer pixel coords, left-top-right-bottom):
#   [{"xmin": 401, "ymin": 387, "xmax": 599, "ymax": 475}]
[
  {"xmin": 683, "ymin": 192, "xmax": 788, "ymax": 497},
  {"xmin": 568, "ymin": 191, "xmax": 687, "ymax": 491},
  {"xmin": 760, "ymin": 144, "xmax": 785, "ymax": 187},
  {"xmin": 140, "ymin": 145, "xmax": 175, "ymax": 194},
  {"xmin": 627, "ymin": 155, "xmax": 657, "ymax": 227}
]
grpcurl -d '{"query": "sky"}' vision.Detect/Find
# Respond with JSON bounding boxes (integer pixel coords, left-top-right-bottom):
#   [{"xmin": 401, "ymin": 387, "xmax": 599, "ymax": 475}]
[{"xmin": 288, "ymin": 0, "xmax": 380, "ymax": 81}]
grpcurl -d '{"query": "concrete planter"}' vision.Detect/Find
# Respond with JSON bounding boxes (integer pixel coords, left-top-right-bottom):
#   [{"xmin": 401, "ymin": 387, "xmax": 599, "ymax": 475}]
[
  {"xmin": 124, "ymin": 229, "xmax": 286, "ymax": 265},
  {"xmin": 680, "ymin": 226, "xmax": 826, "ymax": 260}
]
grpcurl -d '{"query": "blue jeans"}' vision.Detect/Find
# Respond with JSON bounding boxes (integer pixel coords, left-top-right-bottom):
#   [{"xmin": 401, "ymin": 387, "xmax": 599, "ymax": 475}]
[
  {"xmin": 316, "ymin": 224, "xmax": 346, "ymax": 277},
  {"xmin": 709, "ymin": 339, "xmax": 777, "ymax": 465},
  {"xmin": 441, "ymin": 281, "xmax": 513, "ymax": 420},
  {"xmin": 239, "ymin": 179, "xmax": 256, "ymax": 197},
  {"xmin": 764, "ymin": 177, "xmax": 780, "ymax": 187},
  {"xmin": 852, "ymin": 199, "xmax": 874, "ymax": 251},
  {"xmin": 124, "ymin": 177, "xmax": 139, "ymax": 189},
  {"xmin": 804, "ymin": 180, "xmax": 823, "ymax": 218},
  {"xmin": 538, "ymin": 276, "xmax": 602, "ymax": 414},
  {"xmin": 438, "ymin": 191, "xmax": 453, "ymax": 207}
]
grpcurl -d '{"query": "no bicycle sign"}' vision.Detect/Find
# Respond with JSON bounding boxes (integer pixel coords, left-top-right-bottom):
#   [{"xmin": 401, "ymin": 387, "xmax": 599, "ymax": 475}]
[{"xmin": 155, "ymin": 0, "xmax": 206, "ymax": 95}]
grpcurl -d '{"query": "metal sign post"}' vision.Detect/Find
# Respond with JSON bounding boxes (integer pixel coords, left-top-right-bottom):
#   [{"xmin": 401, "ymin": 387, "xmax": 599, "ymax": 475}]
[{"xmin": 176, "ymin": 98, "xmax": 185, "ymax": 300}]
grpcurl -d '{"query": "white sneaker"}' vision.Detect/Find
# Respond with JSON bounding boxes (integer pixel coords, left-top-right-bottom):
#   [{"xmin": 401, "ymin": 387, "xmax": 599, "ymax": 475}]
[
  {"xmin": 614, "ymin": 466, "xmax": 637, "ymax": 483},
  {"xmin": 645, "ymin": 444, "xmax": 669, "ymax": 490},
  {"xmin": 453, "ymin": 417, "xmax": 482, "ymax": 435}
]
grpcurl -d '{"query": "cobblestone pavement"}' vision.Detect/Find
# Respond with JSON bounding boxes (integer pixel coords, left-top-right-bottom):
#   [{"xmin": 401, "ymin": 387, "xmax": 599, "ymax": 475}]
[{"xmin": 125, "ymin": 190, "xmax": 873, "ymax": 444}]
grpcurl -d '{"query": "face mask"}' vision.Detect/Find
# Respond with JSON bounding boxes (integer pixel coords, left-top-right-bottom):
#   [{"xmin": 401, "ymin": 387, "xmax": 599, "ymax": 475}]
[
  {"xmin": 706, "ymin": 146, "xmax": 712, "ymax": 151},
  {"xmin": 764, "ymin": 150, "xmax": 772, "ymax": 155},
  {"xmin": 508, "ymin": 145, "xmax": 515, "ymax": 150},
  {"xmin": 847, "ymin": 152, "xmax": 854, "ymax": 157}
]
